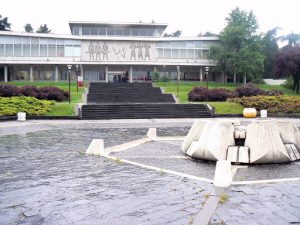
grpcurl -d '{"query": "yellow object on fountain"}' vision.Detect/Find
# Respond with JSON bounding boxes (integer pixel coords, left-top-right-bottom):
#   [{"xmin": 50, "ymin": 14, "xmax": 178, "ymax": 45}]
[{"xmin": 243, "ymin": 108, "xmax": 257, "ymax": 118}]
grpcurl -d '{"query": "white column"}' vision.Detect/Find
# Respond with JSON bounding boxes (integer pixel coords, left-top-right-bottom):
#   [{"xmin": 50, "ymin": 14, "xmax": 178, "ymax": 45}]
[
  {"xmin": 55, "ymin": 65, "xmax": 59, "ymax": 82},
  {"xmin": 30, "ymin": 65, "xmax": 33, "ymax": 82},
  {"xmin": 4, "ymin": 65, "xmax": 8, "ymax": 82},
  {"xmin": 200, "ymin": 67, "xmax": 203, "ymax": 82},
  {"xmin": 129, "ymin": 66, "xmax": 133, "ymax": 83},
  {"xmin": 105, "ymin": 66, "xmax": 108, "ymax": 83}
]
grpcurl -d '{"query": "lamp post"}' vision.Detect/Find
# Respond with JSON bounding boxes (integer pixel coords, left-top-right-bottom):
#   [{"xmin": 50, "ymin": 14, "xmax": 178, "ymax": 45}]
[
  {"xmin": 176, "ymin": 66, "xmax": 180, "ymax": 96},
  {"xmin": 75, "ymin": 64, "xmax": 79, "ymax": 94},
  {"xmin": 67, "ymin": 64, "xmax": 72, "ymax": 104},
  {"xmin": 205, "ymin": 66, "xmax": 209, "ymax": 102}
]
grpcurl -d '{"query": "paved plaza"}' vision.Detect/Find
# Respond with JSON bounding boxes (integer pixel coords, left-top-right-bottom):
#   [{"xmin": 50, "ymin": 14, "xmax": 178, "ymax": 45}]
[{"xmin": 0, "ymin": 118, "xmax": 299, "ymax": 224}]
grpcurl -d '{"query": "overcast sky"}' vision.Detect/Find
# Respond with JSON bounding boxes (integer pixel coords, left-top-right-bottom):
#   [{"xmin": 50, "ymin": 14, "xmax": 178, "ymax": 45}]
[{"xmin": 2, "ymin": 0, "xmax": 300, "ymax": 37}]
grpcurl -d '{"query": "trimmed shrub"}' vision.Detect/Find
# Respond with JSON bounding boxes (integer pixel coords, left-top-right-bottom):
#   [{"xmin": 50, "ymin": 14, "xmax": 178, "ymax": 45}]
[
  {"xmin": 228, "ymin": 96, "xmax": 300, "ymax": 113},
  {"xmin": 151, "ymin": 72, "xmax": 160, "ymax": 82},
  {"xmin": 0, "ymin": 85, "xmax": 21, "ymax": 97},
  {"xmin": 235, "ymin": 84, "xmax": 266, "ymax": 97},
  {"xmin": 0, "ymin": 96, "xmax": 54, "ymax": 116},
  {"xmin": 188, "ymin": 87, "xmax": 237, "ymax": 102},
  {"xmin": 281, "ymin": 76, "xmax": 294, "ymax": 90},
  {"xmin": 0, "ymin": 85, "xmax": 69, "ymax": 102}
]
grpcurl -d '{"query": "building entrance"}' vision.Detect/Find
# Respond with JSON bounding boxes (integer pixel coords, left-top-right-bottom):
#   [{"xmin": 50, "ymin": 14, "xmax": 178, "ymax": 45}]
[{"xmin": 108, "ymin": 71, "xmax": 129, "ymax": 83}]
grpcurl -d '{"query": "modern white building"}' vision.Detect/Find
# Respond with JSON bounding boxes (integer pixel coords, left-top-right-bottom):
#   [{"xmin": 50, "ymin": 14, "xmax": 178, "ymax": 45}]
[{"xmin": 0, "ymin": 21, "xmax": 224, "ymax": 83}]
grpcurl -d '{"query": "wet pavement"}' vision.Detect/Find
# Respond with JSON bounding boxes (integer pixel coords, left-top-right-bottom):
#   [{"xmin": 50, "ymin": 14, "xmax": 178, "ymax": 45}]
[{"xmin": 0, "ymin": 118, "xmax": 300, "ymax": 225}]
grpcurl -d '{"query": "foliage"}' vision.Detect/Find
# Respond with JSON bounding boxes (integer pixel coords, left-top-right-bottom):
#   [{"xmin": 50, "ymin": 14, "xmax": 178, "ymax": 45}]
[
  {"xmin": 275, "ymin": 44, "xmax": 300, "ymax": 93},
  {"xmin": 188, "ymin": 83, "xmax": 282, "ymax": 102},
  {"xmin": 159, "ymin": 76, "xmax": 170, "ymax": 82},
  {"xmin": 24, "ymin": 23, "xmax": 34, "ymax": 32},
  {"xmin": 261, "ymin": 27, "xmax": 280, "ymax": 78},
  {"xmin": 151, "ymin": 72, "xmax": 160, "ymax": 82},
  {"xmin": 282, "ymin": 33, "xmax": 300, "ymax": 47},
  {"xmin": 0, "ymin": 85, "xmax": 69, "ymax": 102},
  {"xmin": 0, "ymin": 96, "xmax": 54, "ymax": 116},
  {"xmin": 235, "ymin": 83, "xmax": 266, "ymax": 97},
  {"xmin": 188, "ymin": 87, "xmax": 237, "ymax": 102},
  {"xmin": 281, "ymin": 76, "xmax": 294, "ymax": 90},
  {"xmin": 210, "ymin": 8, "xmax": 265, "ymax": 83},
  {"xmin": 36, "ymin": 24, "xmax": 51, "ymax": 33},
  {"xmin": 251, "ymin": 78, "xmax": 266, "ymax": 84},
  {"xmin": 228, "ymin": 96, "xmax": 300, "ymax": 113},
  {"xmin": 163, "ymin": 30, "xmax": 182, "ymax": 37},
  {"xmin": 197, "ymin": 31, "xmax": 218, "ymax": 37},
  {"xmin": 0, "ymin": 15, "xmax": 11, "ymax": 31}
]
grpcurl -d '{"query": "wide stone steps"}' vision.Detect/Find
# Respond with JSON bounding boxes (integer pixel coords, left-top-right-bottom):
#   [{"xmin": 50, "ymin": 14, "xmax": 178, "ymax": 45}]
[{"xmin": 81, "ymin": 104, "xmax": 212, "ymax": 119}]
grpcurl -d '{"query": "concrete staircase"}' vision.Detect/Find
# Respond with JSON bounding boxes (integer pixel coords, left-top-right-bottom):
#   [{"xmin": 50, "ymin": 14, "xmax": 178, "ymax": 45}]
[{"xmin": 81, "ymin": 82, "xmax": 214, "ymax": 119}]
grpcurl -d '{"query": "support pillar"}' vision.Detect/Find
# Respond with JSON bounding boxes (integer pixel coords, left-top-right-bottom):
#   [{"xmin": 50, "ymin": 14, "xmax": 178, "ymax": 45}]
[
  {"xmin": 233, "ymin": 73, "xmax": 236, "ymax": 83},
  {"xmin": 29, "ymin": 65, "xmax": 33, "ymax": 82},
  {"xmin": 221, "ymin": 72, "xmax": 225, "ymax": 83},
  {"xmin": 105, "ymin": 66, "xmax": 108, "ymax": 83},
  {"xmin": 4, "ymin": 65, "xmax": 8, "ymax": 82},
  {"xmin": 224, "ymin": 73, "xmax": 227, "ymax": 84},
  {"xmin": 55, "ymin": 65, "xmax": 59, "ymax": 82},
  {"xmin": 129, "ymin": 66, "xmax": 133, "ymax": 83},
  {"xmin": 200, "ymin": 67, "xmax": 203, "ymax": 82}
]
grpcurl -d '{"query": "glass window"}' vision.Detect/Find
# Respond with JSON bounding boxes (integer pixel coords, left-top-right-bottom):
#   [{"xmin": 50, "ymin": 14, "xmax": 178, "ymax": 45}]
[
  {"xmin": 147, "ymin": 29, "xmax": 155, "ymax": 36},
  {"xmin": 172, "ymin": 49, "xmax": 180, "ymax": 59},
  {"xmin": 156, "ymin": 42, "xmax": 163, "ymax": 48},
  {"xmin": 186, "ymin": 41, "xmax": 195, "ymax": 48},
  {"xmin": 57, "ymin": 39, "xmax": 64, "ymax": 57},
  {"xmin": 163, "ymin": 42, "xmax": 171, "ymax": 48},
  {"xmin": 140, "ymin": 29, "xmax": 147, "ymax": 36},
  {"xmin": 131, "ymin": 28, "xmax": 139, "ymax": 36},
  {"xmin": 99, "ymin": 27, "xmax": 106, "ymax": 35},
  {"xmin": 5, "ymin": 44, "xmax": 13, "ymax": 56},
  {"xmin": 82, "ymin": 26, "xmax": 90, "ymax": 35},
  {"xmin": 0, "ymin": 44, "xmax": 4, "ymax": 56},
  {"xmin": 107, "ymin": 27, "xmax": 114, "ymax": 35},
  {"xmin": 187, "ymin": 49, "xmax": 194, "ymax": 59},
  {"xmin": 157, "ymin": 49, "xmax": 163, "ymax": 58},
  {"xmin": 73, "ymin": 26, "xmax": 80, "ymax": 35},
  {"xmin": 202, "ymin": 50, "xmax": 209, "ymax": 59},
  {"xmin": 48, "ymin": 39, "xmax": 56, "ymax": 57},
  {"xmin": 115, "ymin": 28, "xmax": 123, "ymax": 36},
  {"xmin": 172, "ymin": 41, "xmax": 186, "ymax": 48},
  {"xmin": 90, "ymin": 26, "xmax": 98, "ymax": 35},
  {"xmin": 195, "ymin": 41, "xmax": 204, "ymax": 48},
  {"xmin": 22, "ymin": 37, "xmax": 31, "ymax": 57},
  {"xmin": 195, "ymin": 49, "xmax": 202, "ymax": 59},
  {"xmin": 164, "ymin": 49, "xmax": 171, "ymax": 59},
  {"xmin": 123, "ymin": 29, "xmax": 130, "ymax": 36},
  {"xmin": 179, "ymin": 49, "xmax": 186, "ymax": 59},
  {"xmin": 31, "ymin": 38, "xmax": 39, "ymax": 57},
  {"xmin": 14, "ymin": 37, "xmax": 22, "ymax": 57}
]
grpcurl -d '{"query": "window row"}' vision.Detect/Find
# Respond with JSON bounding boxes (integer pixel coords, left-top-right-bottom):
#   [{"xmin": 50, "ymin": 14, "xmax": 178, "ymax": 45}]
[
  {"xmin": 157, "ymin": 48, "xmax": 209, "ymax": 59},
  {"xmin": 75, "ymin": 25, "xmax": 164, "ymax": 37},
  {"xmin": 156, "ymin": 40, "xmax": 217, "ymax": 49},
  {"xmin": 0, "ymin": 36, "xmax": 81, "ymax": 57}
]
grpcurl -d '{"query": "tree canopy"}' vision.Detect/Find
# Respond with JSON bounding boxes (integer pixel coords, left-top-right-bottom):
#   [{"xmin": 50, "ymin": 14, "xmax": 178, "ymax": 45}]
[
  {"xmin": 0, "ymin": 15, "xmax": 11, "ymax": 31},
  {"xmin": 24, "ymin": 23, "xmax": 34, "ymax": 33},
  {"xmin": 197, "ymin": 31, "xmax": 218, "ymax": 37},
  {"xmin": 163, "ymin": 30, "xmax": 182, "ymax": 37},
  {"xmin": 210, "ymin": 7, "xmax": 265, "ymax": 83},
  {"xmin": 36, "ymin": 24, "xmax": 51, "ymax": 33},
  {"xmin": 275, "ymin": 44, "xmax": 300, "ymax": 93}
]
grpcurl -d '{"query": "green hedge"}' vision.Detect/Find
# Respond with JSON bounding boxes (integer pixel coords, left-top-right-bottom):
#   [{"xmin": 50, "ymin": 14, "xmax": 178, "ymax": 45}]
[
  {"xmin": 228, "ymin": 96, "xmax": 300, "ymax": 113},
  {"xmin": 0, "ymin": 96, "xmax": 54, "ymax": 116}
]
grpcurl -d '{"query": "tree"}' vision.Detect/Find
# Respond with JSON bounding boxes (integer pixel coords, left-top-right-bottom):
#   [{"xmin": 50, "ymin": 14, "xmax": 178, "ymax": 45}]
[
  {"xmin": 0, "ymin": 15, "xmax": 11, "ymax": 31},
  {"xmin": 24, "ymin": 23, "xmax": 34, "ymax": 33},
  {"xmin": 282, "ymin": 32, "xmax": 300, "ymax": 47},
  {"xmin": 197, "ymin": 31, "xmax": 218, "ymax": 37},
  {"xmin": 261, "ymin": 27, "xmax": 281, "ymax": 78},
  {"xmin": 163, "ymin": 30, "xmax": 182, "ymax": 37},
  {"xmin": 275, "ymin": 45, "xmax": 300, "ymax": 93},
  {"xmin": 36, "ymin": 24, "xmax": 51, "ymax": 33},
  {"xmin": 209, "ymin": 8, "xmax": 265, "ymax": 84}
]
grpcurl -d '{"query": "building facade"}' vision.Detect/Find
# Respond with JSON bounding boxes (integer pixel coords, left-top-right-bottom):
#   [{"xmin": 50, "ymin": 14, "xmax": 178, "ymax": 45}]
[{"xmin": 0, "ymin": 21, "xmax": 224, "ymax": 83}]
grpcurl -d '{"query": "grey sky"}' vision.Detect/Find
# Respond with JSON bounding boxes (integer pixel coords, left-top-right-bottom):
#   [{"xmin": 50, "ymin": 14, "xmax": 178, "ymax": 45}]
[{"xmin": 2, "ymin": 0, "xmax": 300, "ymax": 37}]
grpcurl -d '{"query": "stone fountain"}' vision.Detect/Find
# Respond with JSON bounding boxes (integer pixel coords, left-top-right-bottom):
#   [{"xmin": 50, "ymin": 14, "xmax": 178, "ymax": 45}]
[{"xmin": 182, "ymin": 119, "xmax": 300, "ymax": 164}]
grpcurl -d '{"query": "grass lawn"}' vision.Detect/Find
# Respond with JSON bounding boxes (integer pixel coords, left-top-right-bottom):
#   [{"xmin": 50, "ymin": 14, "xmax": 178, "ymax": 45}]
[
  {"xmin": 1, "ymin": 81, "xmax": 85, "ymax": 116},
  {"xmin": 154, "ymin": 81, "xmax": 300, "ymax": 114}
]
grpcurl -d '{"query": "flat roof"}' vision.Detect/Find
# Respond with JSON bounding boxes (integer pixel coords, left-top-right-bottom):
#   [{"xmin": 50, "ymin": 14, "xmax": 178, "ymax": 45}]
[
  {"xmin": 68, "ymin": 21, "xmax": 168, "ymax": 27},
  {"xmin": 0, "ymin": 31, "xmax": 219, "ymax": 41}
]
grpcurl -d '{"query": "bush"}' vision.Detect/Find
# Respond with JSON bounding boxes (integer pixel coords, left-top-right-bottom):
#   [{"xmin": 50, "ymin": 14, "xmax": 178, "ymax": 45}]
[
  {"xmin": 281, "ymin": 76, "xmax": 294, "ymax": 90},
  {"xmin": 0, "ymin": 96, "xmax": 54, "ymax": 116},
  {"xmin": 159, "ymin": 76, "xmax": 170, "ymax": 82},
  {"xmin": 265, "ymin": 89, "xmax": 283, "ymax": 96},
  {"xmin": 0, "ymin": 85, "xmax": 21, "ymax": 97},
  {"xmin": 250, "ymin": 78, "xmax": 266, "ymax": 84},
  {"xmin": 0, "ymin": 85, "xmax": 69, "ymax": 102},
  {"xmin": 228, "ymin": 96, "xmax": 300, "ymax": 113},
  {"xmin": 188, "ymin": 87, "xmax": 237, "ymax": 102},
  {"xmin": 235, "ymin": 84, "xmax": 266, "ymax": 97},
  {"xmin": 151, "ymin": 72, "xmax": 160, "ymax": 82}
]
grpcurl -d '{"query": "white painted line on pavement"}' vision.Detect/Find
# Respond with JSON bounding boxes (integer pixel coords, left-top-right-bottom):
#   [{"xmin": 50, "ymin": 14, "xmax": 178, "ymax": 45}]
[{"xmin": 232, "ymin": 177, "xmax": 300, "ymax": 185}]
